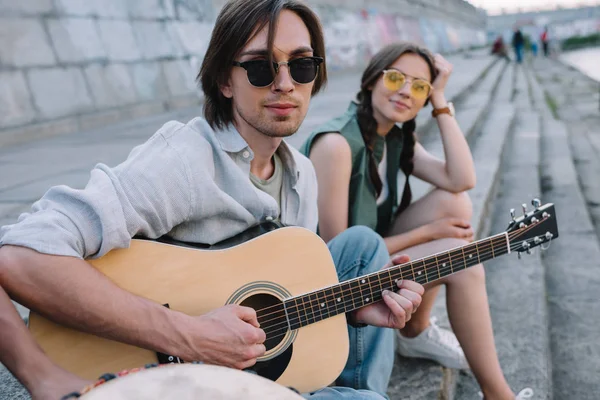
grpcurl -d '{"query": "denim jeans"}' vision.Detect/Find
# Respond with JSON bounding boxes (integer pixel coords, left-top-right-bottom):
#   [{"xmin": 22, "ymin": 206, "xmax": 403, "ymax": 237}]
[{"xmin": 303, "ymin": 226, "xmax": 395, "ymax": 400}]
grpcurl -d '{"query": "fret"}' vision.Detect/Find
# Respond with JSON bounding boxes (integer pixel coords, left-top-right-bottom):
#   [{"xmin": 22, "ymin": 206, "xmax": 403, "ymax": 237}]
[
  {"xmin": 386, "ymin": 269, "xmax": 395, "ymax": 292},
  {"xmin": 439, "ymin": 251, "xmax": 452, "ymax": 276},
  {"xmin": 413, "ymin": 260, "xmax": 426, "ymax": 284},
  {"xmin": 293, "ymin": 297, "xmax": 305, "ymax": 329},
  {"xmin": 331, "ymin": 285, "xmax": 343, "ymax": 315},
  {"xmin": 474, "ymin": 241, "xmax": 481, "ymax": 264},
  {"xmin": 363, "ymin": 275, "xmax": 375, "ymax": 305},
  {"xmin": 491, "ymin": 238, "xmax": 496, "ymax": 258},
  {"xmin": 340, "ymin": 281, "xmax": 354, "ymax": 314},
  {"xmin": 434, "ymin": 254, "xmax": 441, "ymax": 279},
  {"xmin": 308, "ymin": 292, "xmax": 321, "ymax": 323},
  {"xmin": 409, "ymin": 260, "xmax": 416, "ymax": 282},
  {"xmin": 323, "ymin": 287, "xmax": 335, "ymax": 320},
  {"xmin": 285, "ymin": 299, "xmax": 298, "ymax": 331},
  {"xmin": 424, "ymin": 258, "xmax": 437, "ymax": 283},
  {"xmin": 461, "ymin": 246, "xmax": 467, "ymax": 270}
]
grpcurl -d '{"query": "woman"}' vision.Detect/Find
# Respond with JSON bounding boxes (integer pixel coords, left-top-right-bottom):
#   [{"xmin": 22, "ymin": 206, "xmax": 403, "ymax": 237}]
[{"xmin": 301, "ymin": 43, "xmax": 529, "ymax": 399}]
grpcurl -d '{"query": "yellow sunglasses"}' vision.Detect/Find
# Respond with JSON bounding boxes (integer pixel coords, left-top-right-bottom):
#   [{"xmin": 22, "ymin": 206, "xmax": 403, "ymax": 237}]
[{"xmin": 382, "ymin": 70, "xmax": 433, "ymax": 100}]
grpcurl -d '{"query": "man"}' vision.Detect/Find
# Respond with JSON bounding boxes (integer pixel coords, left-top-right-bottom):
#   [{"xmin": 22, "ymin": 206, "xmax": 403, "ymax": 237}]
[
  {"xmin": 0, "ymin": 1, "xmax": 423, "ymax": 399},
  {"xmin": 512, "ymin": 28, "xmax": 525, "ymax": 64}
]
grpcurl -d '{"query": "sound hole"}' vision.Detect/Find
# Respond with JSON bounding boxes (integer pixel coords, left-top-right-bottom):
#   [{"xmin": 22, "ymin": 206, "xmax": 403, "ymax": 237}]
[
  {"xmin": 240, "ymin": 293, "xmax": 284, "ymax": 352},
  {"xmin": 240, "ymin": 293, "xmax": 293, "ymax": 382}
]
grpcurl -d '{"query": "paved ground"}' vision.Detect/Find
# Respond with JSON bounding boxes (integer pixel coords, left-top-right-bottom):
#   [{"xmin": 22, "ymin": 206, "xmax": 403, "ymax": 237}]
[{"xmin": 3, "ymin": 49, "xmax": 600, "ymax": 399}]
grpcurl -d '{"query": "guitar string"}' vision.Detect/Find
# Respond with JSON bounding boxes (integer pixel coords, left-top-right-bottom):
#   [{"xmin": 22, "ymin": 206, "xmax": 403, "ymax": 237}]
[
  {"xmin": 255, "ymin": 234, "xmax": 505, "ymax": 320},
  {"xmin": 254, "ymin": 222, "xmax": 542, "ymax": 322},
  {"xmin": 261, "ymin": 234, "xmax": 540, "ymax": 339},
  {"xmin": 260, "ymin": 244, "xmax": 510, "ymax": 337},
  {"xmin": 260, "ymin": 239, "xmax": 533, "ymax": 341},
  {"xmin": 256, "ymin": 235, "xmax": 528, "ymax": 333}
]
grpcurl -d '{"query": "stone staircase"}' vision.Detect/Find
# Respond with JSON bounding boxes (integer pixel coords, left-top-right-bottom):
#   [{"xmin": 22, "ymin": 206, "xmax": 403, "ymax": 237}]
[{"xmin": 389, "ymin": 55, "xmax": 600, "ymax": 400}]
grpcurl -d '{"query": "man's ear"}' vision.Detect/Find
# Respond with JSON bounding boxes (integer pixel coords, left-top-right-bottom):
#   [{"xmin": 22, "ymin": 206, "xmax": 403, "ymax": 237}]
[{"xmin": 220, "ymin": 79, "xmax": 233, "ymax": 99}]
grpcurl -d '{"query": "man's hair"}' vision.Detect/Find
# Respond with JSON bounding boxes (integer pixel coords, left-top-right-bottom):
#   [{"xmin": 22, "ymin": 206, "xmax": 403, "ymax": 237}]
[{"xmin": 198, "ymin": 0, "xmax": 327, "ymax": 130}]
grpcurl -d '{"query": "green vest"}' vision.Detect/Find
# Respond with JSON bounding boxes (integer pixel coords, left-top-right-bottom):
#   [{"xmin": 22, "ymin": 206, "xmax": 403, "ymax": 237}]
[{"xmin": 300, "ymin": 102, "xmax": 403, "ymax": 235}]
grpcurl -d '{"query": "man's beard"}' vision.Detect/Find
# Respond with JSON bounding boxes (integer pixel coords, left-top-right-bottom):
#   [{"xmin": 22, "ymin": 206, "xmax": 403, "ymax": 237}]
[{"xmin": 236, "ymin": 105, "xmax": 303, "ymax": 138}]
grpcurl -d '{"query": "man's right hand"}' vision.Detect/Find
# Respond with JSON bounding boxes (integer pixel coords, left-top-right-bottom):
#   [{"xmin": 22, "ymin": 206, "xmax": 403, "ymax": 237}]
[{"xmin": 185, "ymin": 304, "xmax": 266, "ymax": 370}]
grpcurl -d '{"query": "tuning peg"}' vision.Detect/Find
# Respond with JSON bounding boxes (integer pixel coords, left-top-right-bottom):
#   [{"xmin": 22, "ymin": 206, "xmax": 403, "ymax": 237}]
[
  {"xmin": 517, "ymin": 252, "xmax": 522, "ymax": 260},
  {"xmin": 522, "ymin": 203, "xmax": 528, "ymax": 215},
  {"xmin": 510, "ymin": 208, "xmax": 516, "ymax": 221},
  {"xmin": 532, "ymin": 198, "xmax": 541, "ymax": 208},
  {"xmin": 526, "ymin": 249, "xmax": 533, "ymax": 255}
]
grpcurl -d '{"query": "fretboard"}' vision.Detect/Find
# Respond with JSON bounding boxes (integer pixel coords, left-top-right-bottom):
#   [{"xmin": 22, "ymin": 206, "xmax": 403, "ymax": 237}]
[{"xmin": 284, "ymin": 233, "xmax": 509, "ymax": 330}]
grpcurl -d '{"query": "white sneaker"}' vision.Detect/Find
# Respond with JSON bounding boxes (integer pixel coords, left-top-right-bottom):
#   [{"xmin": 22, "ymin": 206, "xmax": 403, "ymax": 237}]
[
  {"xmin": 515, "ymin": 388, "xmax": 534, "ymax": 399},
  {"xmin": 396, "ymin": 317, "xmax": 469, "ymax": 369},
  {"xmin": 479, "ymin": 387, "xmax": 534, "ymax": 399}
]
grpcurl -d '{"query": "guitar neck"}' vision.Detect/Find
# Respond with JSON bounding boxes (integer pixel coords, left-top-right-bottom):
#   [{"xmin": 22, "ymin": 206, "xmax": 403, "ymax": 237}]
[{"xmin": 284, "ymin": 233, "xmax": 511, "ymax": 330}]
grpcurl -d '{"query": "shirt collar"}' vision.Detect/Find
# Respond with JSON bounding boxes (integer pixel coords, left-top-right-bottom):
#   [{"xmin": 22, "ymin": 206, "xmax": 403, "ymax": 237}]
[
  {"xmin": 216, "ymin": 123, "xmax": 250, "ymax": 153},
  {"xmin": 216, "ymin": 123, "xmax": 300, "ymax": 186}
]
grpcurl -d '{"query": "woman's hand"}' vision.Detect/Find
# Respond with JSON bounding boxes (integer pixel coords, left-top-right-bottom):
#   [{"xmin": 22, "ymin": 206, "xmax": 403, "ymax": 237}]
[
  {"xmin": 425, "ymin": 217, "xmax": 474, "ymax": 242},
  {"xmin": 430, "ymin": 54, "xmax": 453, "ymax": 108}
]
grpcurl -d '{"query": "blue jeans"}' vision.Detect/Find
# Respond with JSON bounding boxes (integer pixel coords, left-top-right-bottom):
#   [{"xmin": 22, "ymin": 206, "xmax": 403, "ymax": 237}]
[
  {"xmin": 303, "ymin": 226, "xmax": 395, "ymax": 400},
  {"xmin": 515, "ymin": 44, "xmax": 524, "ymax": 63}
]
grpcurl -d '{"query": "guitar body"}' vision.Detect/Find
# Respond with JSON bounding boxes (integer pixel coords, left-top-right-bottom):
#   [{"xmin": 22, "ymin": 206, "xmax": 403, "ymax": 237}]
[{"xmin": 29, "ymin": 227, "xmax": 349, "ymax": 393}]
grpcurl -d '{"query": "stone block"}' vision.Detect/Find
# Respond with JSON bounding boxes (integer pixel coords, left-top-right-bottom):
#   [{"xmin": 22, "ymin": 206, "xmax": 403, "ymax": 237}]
[
  {"xmin": 53, "ymin": 0, "xmax": 128, "ymax": 17},
  {"xmin": 169, "ymin": 21, "xmax": 213, "ymax": 57},
  {"xmin": 0, "ymin": 18, "xmax": 56, "ymax": 67},
  {"xmin": 53, "ymin": 0, "xmax": 97, "ymax": 16},
  {"xmin": 129, "ymin": 62, "xmax": 170, "ymax": 101},
  {"xmin": 127, "ymin": 0, "xmax": 167, "ymax": 19},
  {"xmin": 84, "ymin": 64, "xmax": 137, "ymax": 108},
  {"xmin": 162, "ymin": 59, "xmax": 197, "ymax": 97},
  {"xmin": 0, "ymin": 71, "xmax": 36, "ymax": 128},
  {"xmin": 0, "ymin": 0, "xmax": 54, "ymax": 14},
  {"xmin": 27, "ymin": 67, "xmax": 94, "ymax": 119},
  {"xmin": 97, "ymin": 20, "xmax": 142, "ymax": 62},
  {"xmin": 132, "ymin": 21, "xmax": 175, "ymax": 60},
  {"xmin": 171, "ymin": 0, "xmax": 217, "ymax": 21},
  {"xmin": 47, "ymin": 18, "xmax": 107, "ymax": 63}
]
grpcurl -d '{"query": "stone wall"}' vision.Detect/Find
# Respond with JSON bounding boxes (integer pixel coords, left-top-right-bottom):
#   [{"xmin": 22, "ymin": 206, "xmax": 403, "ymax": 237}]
[{"xmin": 0, "ymin": 0, "xmax": 485, "ymax": 146}]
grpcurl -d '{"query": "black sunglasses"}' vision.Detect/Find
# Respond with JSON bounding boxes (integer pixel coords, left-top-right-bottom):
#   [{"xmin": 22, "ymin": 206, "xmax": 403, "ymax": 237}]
[{"xmin": 232, "ymin": 56, "xmax": 324, "ymax": 88}]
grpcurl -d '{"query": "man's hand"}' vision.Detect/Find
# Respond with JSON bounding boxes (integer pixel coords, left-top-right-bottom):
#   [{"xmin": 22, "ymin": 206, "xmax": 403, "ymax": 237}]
[
  {"xmin": 351, "ymin": 254, "xmax": 424, "ymax": 329},
  {"xmin": 185, "ymin": 304, "xmax": 266, "ymax": 370}
]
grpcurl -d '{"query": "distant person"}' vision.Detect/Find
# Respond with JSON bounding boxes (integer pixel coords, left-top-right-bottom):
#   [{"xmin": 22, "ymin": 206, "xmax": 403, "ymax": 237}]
[
  {"xmin": 491, "ymin": 35, "xmax": 510, "ymax": 60},
  {"xmin": 512, "ymin": 28, "xmax": 525, "ymax": 64},
  {"xmin": 541, "ymin": 27, "xmax": 550, "ymax": 57}
]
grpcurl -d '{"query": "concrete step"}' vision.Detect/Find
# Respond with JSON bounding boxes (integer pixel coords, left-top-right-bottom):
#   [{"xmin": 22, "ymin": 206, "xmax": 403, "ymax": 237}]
[
  {"xmin": 410, "ymin": 58, "xmax": 507, "ymax": 203},
  {"xmin": 387, "ymin": 74, "xmax": 515, "ymax": 400},
  {"xmin": 456, "ymin": 109, "xmax": 552, "ymax": 400},
  {"xmin": 527, "ymin": 61, "xmax": 600, "ymax": 398},
  {"xmin": 415, "ymin": 56, "xmax": 499, "ymax": 141}
]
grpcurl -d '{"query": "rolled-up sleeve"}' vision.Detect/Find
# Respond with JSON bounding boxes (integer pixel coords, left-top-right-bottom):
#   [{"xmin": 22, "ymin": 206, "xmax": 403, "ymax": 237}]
[{"xmin": 0, "ymin": 122, "xmax": 192, "ymax": 259}]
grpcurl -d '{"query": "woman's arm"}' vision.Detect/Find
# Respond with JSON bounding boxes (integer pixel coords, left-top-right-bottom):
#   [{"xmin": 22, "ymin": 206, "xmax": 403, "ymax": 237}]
[
  {"xmin": 308, "ymin": 133, "xmax": 353, "ymax": 243},
  {"xmin": 412, "ymin": 55, "xmax": 476, "ymax": 192},
  {"xmin": 411, "ymin": 108, "xmax": 476, "ymax": 192}
]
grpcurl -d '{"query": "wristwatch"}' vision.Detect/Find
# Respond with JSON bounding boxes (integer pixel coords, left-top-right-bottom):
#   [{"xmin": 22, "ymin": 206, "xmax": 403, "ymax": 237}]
[{"xmin": 432, "ymin": 102, "xmax": 455, "ymax": 118}]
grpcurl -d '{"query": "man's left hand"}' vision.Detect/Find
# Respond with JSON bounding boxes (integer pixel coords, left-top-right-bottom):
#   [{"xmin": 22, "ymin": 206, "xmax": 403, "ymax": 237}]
[{"xmin": 351, "ymin": 254, "xmax": 424, "ymax": 329}]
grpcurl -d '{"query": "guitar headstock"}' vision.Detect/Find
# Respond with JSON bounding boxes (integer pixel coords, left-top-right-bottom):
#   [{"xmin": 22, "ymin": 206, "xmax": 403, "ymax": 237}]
[{"xmin": 506, "ymin": 199, "xmax": 559, "ymax": 256}]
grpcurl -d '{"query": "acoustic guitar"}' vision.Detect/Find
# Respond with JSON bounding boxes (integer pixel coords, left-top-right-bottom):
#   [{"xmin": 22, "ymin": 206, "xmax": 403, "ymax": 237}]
[{"xmin": 29, "ymin": 200, "xmax": 559, "ymax": 393}]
